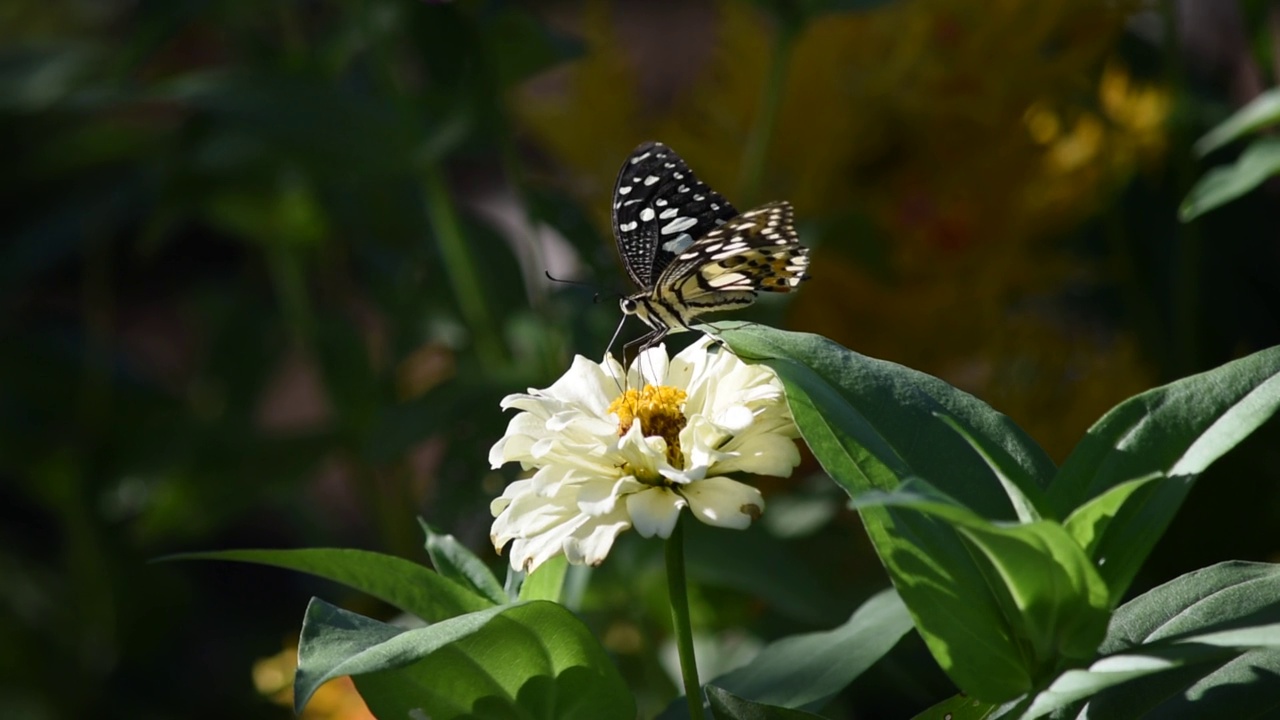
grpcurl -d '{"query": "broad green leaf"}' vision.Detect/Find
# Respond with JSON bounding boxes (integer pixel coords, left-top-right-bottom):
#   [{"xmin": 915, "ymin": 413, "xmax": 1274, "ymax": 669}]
[
  {"xmin": 1193, "ymin": 87, "xmax": 1280, "ymax": 156},
  {"xmin": 716, "ymin": 324, "xmax": 1057, "ymax": 701},
  {"xmin": 1019, "ymin": 562, "xmax": 1280, "ymax": 719},
  {"xmin": 704, "ymin": 686, "xmax": 827, "ymax": 720},
  {"xmin": 518, "ymin": 555, "xmax": 568, "ymax": 602},
  {"xmin": 165, "ymin": 548, "xmax": 494, "ymax": 622},
  {"xmin": 1061, "ymin": 473, "xmax": 1161, "ymax": 563},
  {"xmin": 852, "ymin": 485, "xmax": 1110, "ymax": 675},
  {"xmin": 911, "ymin": 694, "xmax": 1002, "ymax": 720},
  {"xmin": 717, "ymin": 324, "xmax": 1056, "ymax": 517},
  {"xmin": 934, "ymin": 413, "xmax": 1046, "ymax": 523},
  {"xmin": 708, "ymin": 588, "xmax": 913, "ymax": 711},
  {"xmin": 1180, "ymin": 136, "xmax": 1280, "ymax": 220},
  {"xmin": 1048, "ymin": 345, "xmax": 1280, "ymax": 604},
  {"xmin": 296, "ymin": 598, "xmax": 635, "ymax": 719},
  {"xmin": 418, "ymin": 518, "xmax": 507, "ymax": 606}
]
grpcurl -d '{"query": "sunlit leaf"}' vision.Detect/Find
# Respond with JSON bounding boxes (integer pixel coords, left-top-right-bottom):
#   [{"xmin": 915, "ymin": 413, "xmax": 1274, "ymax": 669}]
[
  {"xmin": 1048, "ymin": 344, "xmax": 1280, "ymax": 605},
  {"xmin": 1193, "ymin": 87, "xmax": 1280, "ymax": 156},
  {"xmin": 910, "ymin": 694, "xmax": 1001, "ymax": 720},
  {"xmin": 851, "ymin": 484, "xmax": 1109, "ymax": 672},
  {"xmin": 707, "ymin": 587, "xmax": 913, "ymax": 711},
  {"xmin": 1180, "ymin": 136, "xmax": 1280, "ymax": 221},
  {"xmin": 419, "ymin": 518, "xmax": 507, "ymax": 606},
  {"xmin": 1018, "ymin": 562, "xmax": 1280, "ymax": 719},
  {"xmin": 295, "ymin": 599, "xmax": 635, "ymax": 719},
  {"xmin": 716, "ymin": 324, "xmax": 1060, "ymax": 701}
]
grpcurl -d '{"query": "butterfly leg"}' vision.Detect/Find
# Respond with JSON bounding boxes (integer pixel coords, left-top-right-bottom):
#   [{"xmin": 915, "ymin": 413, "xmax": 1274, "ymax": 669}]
[{"xmin": 623, "ymin": 327, "xmax": 668, "ymax": 377}]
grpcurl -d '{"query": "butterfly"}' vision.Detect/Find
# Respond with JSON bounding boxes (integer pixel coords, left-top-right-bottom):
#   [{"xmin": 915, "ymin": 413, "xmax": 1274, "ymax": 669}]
[{"xmin": 610, "ymin": 141, "xmax": 811, "ymax": 355}]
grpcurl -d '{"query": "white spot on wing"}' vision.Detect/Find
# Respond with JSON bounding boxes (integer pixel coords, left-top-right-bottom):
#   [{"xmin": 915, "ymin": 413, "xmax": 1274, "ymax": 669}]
[
  {"xmin": 661, "ymin": 216, "xmax": 698, "ymax": 235},
  {"xmin": 659, "ymin": 208, "xmax": 678, "ymax": 219},
  {"xmin": 619, "ymin": 186, "xmax": 632, "ymax": 195},
  {"xmin": 644, "ymin": 175, "xmax": 659, "ymax": 186},
  {"xmin": 620, "ymin": 221, "xmax": 638, "ymax": 232},
  {"xmin": 630, "ymin": 152, "xmax": 651, "ymax": 164},
  {"xmin": 639, "ymin": 208, "xmax": 655, "ymax": 222}
]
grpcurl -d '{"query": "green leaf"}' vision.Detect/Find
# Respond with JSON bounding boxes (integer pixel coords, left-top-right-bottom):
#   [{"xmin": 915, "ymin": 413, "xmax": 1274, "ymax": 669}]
[
  {"xmin": 934, "ymin": 412, "xmax": 1046, "ymax": 523},
  {"xmin": 418, "ymin": 518, "xmax": 507, "ymax": 606},
  {"xmin": 1018, "ymin": 562, "xmax": 1280, "ymax": 719},
  {"xmin": 1193, "ymin": 87, "xmax": 1280, "ymax": 156},
  {"xmin": 708, "ymin": 587, "xmax": 913, "ymax": 710},
  {"xmin": 1180, "ymin": 136, "xmax": 1280, "ymax": 221},
  {"xmin": 518, "ymin": 555, "xmax": 568, "ymax": 602},
  {"xmin": 715, "ymin": 324, "xmax": 1055, "ymax": 518},
  {"xmin": 910, "ymin": 694, "xmax": 1002, "ymax": 720},
  {"xmin": 164, "ymin": 548, "xmax": 494, "ymax": 622},
  {"xmin": 852, "ymin": 484, "xmax": 1110, "ymax": 674},
  {"xmin": 1061, "ymin": 473, "xmax": 1161, "ymax": 562},
  {"xmin": 295, "ymin": 598, "xmax": 635, "ymax": 720},
  {"xmin": 1047, "ymin": 345, "xmax": 1280, "ymax": 604},
  {"xmin": 705, "ymin": 686, "xmax": 827, "ymax": 720},
  {"xmin": 715, "ymin": 324, "xmax": 1058, "ymax": 701}
]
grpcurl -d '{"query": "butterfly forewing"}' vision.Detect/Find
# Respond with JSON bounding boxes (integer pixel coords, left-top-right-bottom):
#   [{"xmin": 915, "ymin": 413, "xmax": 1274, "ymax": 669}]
[{"xmin": 611, "ymin": 142, "xmax": 739, "ymax": 289}]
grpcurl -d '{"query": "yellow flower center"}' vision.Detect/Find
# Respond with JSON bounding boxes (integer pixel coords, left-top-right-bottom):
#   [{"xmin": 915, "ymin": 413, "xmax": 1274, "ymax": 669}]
[{"xmin": 608, "ymin": 384, "xmax": 688, "ymax": 468}]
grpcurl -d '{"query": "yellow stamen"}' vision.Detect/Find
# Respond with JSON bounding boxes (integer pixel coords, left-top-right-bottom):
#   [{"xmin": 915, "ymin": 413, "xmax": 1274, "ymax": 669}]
[{"xmin": 608, "ymin": 384, "xmax": 688, "ymax": 468}]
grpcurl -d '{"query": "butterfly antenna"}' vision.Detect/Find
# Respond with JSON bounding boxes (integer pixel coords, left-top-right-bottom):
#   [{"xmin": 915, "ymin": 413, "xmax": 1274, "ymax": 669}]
[{"xmin": 544, "ymin": 271, "xmax": 609, "ymax": 304}]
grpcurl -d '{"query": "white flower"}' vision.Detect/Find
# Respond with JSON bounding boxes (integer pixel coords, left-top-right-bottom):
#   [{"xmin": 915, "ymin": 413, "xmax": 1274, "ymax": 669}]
[{"xmin": 489, "ymin": 337, "xmax": 801, "ymax": 572}]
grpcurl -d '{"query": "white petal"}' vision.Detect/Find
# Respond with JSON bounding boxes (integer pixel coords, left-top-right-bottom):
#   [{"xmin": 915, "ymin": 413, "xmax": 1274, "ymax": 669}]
[
  {"xmin": 577, "ymin": 475, "xmax": 644, "ymax": 516},
  {"xmin": 563, "ymin": 511, "xmax": 632, "ymax": 566},
  {"xmin": 682, "ymin": 477, "xmax": 765, "ymax": 530},
  {"xmin": 713, "ymin": 432, "xmax": 802, "ymax": 477},
  {"xmin": 714, "ymin": 404, "xmax": 755, "ymax": 433},
  {"xmin": 539, "ymin": 355, "xmax": 618, "ymax": 415},
  {"xmin": 634, "ymin": 344, "xmax": 671, "ymax": 387},
  {"xmin": 626, "ymin": 487, "xmax": 687, "ymax": 538}
]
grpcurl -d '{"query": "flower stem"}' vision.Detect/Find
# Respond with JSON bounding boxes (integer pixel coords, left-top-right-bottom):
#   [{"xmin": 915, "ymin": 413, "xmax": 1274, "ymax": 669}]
[
  {"xmin": 665, "ymin": 515, "xmax": 706, "ymax": 720},
  {"xmin": 738, "ymin": 19, "xmax": 798, "ymax": 207}
]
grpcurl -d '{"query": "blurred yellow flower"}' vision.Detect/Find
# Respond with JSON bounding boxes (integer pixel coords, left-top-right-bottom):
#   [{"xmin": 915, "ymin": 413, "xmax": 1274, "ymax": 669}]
[{"xmin": 253, "ymin": 644, "xmax": 374, "ymax": 720}]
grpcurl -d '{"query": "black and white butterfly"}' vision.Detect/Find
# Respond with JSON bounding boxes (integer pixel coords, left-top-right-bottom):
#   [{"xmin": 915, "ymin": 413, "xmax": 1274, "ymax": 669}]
[{"xmin": 610, "ymin": 141, "xmax": 810, "ymax": 355}]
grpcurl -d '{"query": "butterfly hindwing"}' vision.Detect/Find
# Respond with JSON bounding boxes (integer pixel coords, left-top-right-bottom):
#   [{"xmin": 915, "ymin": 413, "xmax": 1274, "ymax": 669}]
[
  {"xmin": 611, "ymin": 142, "xmax": 739, "ymax": 289},
  {"xmin": 657, "ymin": 201, "xmax": 810, "ymax": 305}
]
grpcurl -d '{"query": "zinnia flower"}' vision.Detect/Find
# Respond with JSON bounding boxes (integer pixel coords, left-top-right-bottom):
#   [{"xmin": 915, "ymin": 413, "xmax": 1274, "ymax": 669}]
[{"xmin": 489, "ymin": 337, "xmax": 801, "ymax": 572}]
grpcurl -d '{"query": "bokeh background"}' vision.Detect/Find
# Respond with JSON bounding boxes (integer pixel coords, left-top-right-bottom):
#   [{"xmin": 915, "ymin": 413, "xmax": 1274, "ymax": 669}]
[{"xmin": 3, "ymin": 0, "xmax": 1279, "ymax": 718}]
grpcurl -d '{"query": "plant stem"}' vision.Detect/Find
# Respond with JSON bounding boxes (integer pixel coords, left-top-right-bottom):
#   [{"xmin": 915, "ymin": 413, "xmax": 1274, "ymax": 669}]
[
  {"xmin": 665, "ymin": 515, "xmax": 706, "ymax": 720},
  {"xmin": 739, "ymin": 20, "xmax": 798, "ymax": 206},
  {"xmin": 422, "ymin": 162, "xmax": 504, "ymax": 369}
]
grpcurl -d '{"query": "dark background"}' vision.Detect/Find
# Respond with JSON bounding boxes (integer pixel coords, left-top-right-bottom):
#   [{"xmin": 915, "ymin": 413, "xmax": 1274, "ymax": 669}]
[{"xmin": 3, "ymin": 0, "xmax": 1279, "ymax": 718}]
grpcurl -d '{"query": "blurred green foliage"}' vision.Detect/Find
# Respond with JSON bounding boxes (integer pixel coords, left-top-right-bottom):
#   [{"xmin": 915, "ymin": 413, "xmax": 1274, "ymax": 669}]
[{"xmin": 1, "ymin": 0, "xmax": 1278, "ymax": 718}]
